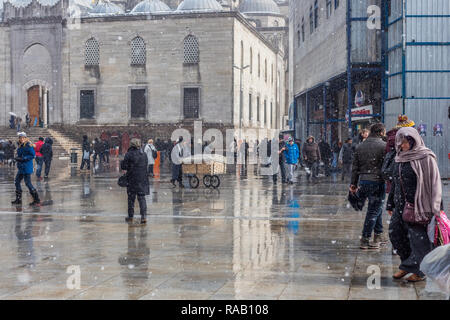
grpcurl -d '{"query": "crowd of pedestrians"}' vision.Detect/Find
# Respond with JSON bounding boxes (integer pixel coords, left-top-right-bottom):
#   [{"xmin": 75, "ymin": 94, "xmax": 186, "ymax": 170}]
[{"xmin": 347, "ymin": 115, "xmax": 446, "ymax": 283}]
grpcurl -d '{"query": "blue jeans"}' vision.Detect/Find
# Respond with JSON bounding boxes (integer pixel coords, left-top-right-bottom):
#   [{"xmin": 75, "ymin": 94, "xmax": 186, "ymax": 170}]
[
  {"xmin": 35, "ymin": 157, "xmax": 44, "ymax": 177},
  {"xmin": 15, "ymin": 173, "xmax": 35, "ymax": 193},
  {"xmin": 357, "ymin": 181, "xmax": 386, "ymax": 238}
]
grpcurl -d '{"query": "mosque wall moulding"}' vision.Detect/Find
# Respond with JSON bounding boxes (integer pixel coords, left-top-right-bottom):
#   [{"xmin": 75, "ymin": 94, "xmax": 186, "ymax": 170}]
[{"xmin": 2, "ymin": 0, "xmax": 70, "ymax": 22}]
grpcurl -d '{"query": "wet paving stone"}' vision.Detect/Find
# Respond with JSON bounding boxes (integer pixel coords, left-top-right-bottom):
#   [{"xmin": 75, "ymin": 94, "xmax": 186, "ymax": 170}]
[{"xmin": 0, "ymin": 160, "xmax": 448, "ymax": 300}]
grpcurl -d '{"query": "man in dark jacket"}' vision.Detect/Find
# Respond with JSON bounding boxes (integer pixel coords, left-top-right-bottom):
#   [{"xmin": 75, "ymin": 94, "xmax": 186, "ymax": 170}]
[
  {"xmin": 302, "ymin": 135, "xmax": 321, "ymax": 180},
  {"xmin": 272, "ymin": 136, "xmax": 287, "ymax": 184},
  {"xmin": 121, "ymin": 138, "xmax": 149, "ymax": 224},
  {"xmin": 318, "ymin": 139, "xmax": 332, "ymax": 176},
  {"xmin": 170, "ymin": 137, "xmax": 184, "ymax": 188},
  {"xmin": 40, "ymin": 137, "xmax": 53, "ymax": 178},
  {"xmin": 339, "ymin": 138, "xmax": 353, "ymax": 182},
  {"xmin": 5, "ymin": 140, "xmax": 16, "ymax": 167},
  {"xmin": 80, "ymin": 135, "xmax": 91, "ymax": 170},
  {"xmin": 93, "ymin": 138, "xmax": 103, "ymax": 168},
  {"xmin": 350, "ymin": 123, "xmax": 387, "ymax": 250}
]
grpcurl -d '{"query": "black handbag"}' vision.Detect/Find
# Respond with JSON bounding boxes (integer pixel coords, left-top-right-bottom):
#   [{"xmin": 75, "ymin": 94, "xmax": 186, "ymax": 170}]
[{"xmin": 118, "ymin": 174, "xmax": 128, "ymax": 188}]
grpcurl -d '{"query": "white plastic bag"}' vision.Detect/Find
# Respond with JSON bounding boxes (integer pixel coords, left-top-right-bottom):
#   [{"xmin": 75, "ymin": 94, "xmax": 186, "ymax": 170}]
[{"xmin": 420, "ymin": 244, "xmax": 450, "ymax": 296}]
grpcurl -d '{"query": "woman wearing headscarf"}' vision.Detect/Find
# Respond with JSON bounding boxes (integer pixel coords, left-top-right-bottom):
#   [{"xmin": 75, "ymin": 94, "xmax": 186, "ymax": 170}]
[
  {"xmin": 386, "ymin": 127, "xmax": 443, "ymax": 282},
  {"xmin": 121, "ymin": 138, "xmax": 149, "ymax": 224}
]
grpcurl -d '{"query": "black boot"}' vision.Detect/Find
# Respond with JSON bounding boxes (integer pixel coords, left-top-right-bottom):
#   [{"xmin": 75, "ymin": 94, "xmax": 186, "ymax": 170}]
[
  {"xmin": 11, "ymin": 191, "xmax": 22, "ymax": 205},
  {"xmin": 29, "ymin": 189, "xmax": 40, "ymax": 206}
]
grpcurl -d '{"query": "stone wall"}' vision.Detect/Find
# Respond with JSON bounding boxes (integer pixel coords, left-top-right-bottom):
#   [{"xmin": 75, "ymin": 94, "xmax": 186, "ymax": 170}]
[
  {"xmin": 0, "ymin": 24, "xmax": 11, "ymax": 126},
  {"xmin": 64, "ymin": 14, "xmax": 235, "ymax": 126},
  {"xmin": 291, "ymin": 0, "xmax": 348, "ymax": 95}
]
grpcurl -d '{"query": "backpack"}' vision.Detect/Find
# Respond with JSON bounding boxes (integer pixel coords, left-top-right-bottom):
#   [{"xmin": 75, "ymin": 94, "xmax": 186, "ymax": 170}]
[{"xmin": 381, "ymin": 150, "xmax": 396, "ymax": 181}]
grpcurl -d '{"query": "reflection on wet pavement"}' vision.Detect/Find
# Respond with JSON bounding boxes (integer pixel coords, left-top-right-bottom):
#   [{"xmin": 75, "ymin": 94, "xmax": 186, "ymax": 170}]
[{"xmin": 0, "ymin": 160, "xmax": 448, "ymax": 300}]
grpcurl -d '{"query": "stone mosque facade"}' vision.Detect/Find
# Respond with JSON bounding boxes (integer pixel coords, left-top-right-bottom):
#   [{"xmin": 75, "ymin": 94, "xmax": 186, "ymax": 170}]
[{"xmin": 0, "ymin": 0, "xmax": 288, "ymax": 139}]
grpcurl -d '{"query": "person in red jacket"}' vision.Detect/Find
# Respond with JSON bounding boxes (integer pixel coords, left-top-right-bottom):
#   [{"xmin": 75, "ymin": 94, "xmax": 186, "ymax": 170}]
[{"xmin": 34, "ymin": 137, "xmax": 45, "ymax": 180}]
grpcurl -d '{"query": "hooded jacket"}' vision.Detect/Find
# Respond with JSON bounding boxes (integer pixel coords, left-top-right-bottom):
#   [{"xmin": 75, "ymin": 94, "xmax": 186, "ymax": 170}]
[
  {"xmin": 302, "ymin": 137, "xmax": 321, "ymax": 162},
  {"xmin": 284, "ymin": 142, "xmax": 299, "ymax": 164},
  {"xmin": 121, "ymin": 146, "xmax": 149, "ymax": 195},
  {"xmin": 34, "ymin": 140, "xmax": 44, "ymax": 158},
  {"xmin": 40, "ymin": 138, "xmax": 53, "ymax": 160},
  {"xmin": 17, "ymin": 140, "xmax": 35, "ymax": 174}
]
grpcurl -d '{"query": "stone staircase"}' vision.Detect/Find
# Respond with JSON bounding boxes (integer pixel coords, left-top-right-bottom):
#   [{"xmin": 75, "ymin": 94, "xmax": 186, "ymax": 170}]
[{"xmin": 0, "ymin": 126, "xmax": 82, "ymax": 160}]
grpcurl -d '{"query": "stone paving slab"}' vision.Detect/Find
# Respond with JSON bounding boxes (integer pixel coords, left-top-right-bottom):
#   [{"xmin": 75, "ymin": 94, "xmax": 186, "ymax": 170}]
[{"xmin": 0, "ymin": 161, "xmax": 448, "ymax": 300}]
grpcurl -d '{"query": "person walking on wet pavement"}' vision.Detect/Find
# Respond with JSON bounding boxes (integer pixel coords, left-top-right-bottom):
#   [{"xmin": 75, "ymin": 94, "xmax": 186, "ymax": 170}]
[
  {"xmin": 386, "ymin": 127, "xmax": 443, "ymax": 282},
  {"xmin": 303, "ymin": 135, "xmax": 321, "ymax": 181},
  {"xmin": 11, "ymin": 132, "xmax": 40, "ymax": 206},
  {"xmin": 121, "ymin": 138, "xmax": 149, "ymax": 224},
  {"xmin": 318, "ymin": 139, "xmax": 332, "ymax": 176},
  {"xmin": 350, "ymin": 123, "xmax": 387, "ymax": 250},
  {"xmin": 102, "ymin": 139, "xmax": 110, "ymax": 164},
  {"xmin": 34, "ymin": 137, "xmax": 44, "ymax": 180},
  {"xmin": 5, "ymin": 140, "xmax": 16, "ymax": 167},
  {"xmin": 273, "ymin": 136, "xmax": 287, "ymax": 184},
  {"xmin": 284, "ymin": 137, "xmax": 299, "ymax": 184},
  {"xmin": 144, "ymin": 139, "xmax": 157, "ymax": 177},
  {"xmin": 170, "ymin": 137, "xmax": 184, "ymax": 188},
  {"xmin": 40, "ymin": 137, "xmax": 53, "ymax": 178},
  {"xmin": 93, "ymin": 138, "xmax": 103, "ymax": 168},
  {"xmin": 339, "ymin": 138, "xmax": 354, "ymax": 182},
  {"xmin": 80, "ymin": 135, "xmax": 91, "ymax": 170}
]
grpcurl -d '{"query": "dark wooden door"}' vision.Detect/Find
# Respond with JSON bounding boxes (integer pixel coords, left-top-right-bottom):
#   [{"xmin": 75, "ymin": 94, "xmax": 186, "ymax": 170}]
[{"xmin": 28, "ymin": 86, "xmax": 40, "ymax": 125}]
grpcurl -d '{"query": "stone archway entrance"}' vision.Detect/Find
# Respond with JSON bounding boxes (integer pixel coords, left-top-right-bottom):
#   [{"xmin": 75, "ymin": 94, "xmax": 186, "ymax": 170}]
[{"xmin": 27, "ymin": 84, "xmax": 49, "ymax": 127}]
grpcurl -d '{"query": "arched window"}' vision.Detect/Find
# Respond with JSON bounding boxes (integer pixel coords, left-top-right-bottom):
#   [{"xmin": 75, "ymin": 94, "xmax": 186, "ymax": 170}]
[
  {"xmin": 85, "ymin": 38, "xmax": 99, "ymax": 66},
  {"xmin": 184, "ymin": 35, "xmax": 199, "ymax": 64},
  {"xmin": 131, "ymin": 36, "xmax": 146, "ymax": 66}
]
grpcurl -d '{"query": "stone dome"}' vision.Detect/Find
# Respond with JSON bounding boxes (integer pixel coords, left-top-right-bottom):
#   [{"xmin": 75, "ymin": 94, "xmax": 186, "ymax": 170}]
[
  {"xmin": 239, "ymin": 0, "xmax": 280, "ymax": 15},
  {"xmin": 131, "ymin": 0, "xmax": 171, "ymax": 13},
  {"xmin": 176, "ymin": 0, "xmax": 223, "ymax": 12},
  {"xmin": 90, "ymin": 0, "xmax": 124, "ymax": 15}
]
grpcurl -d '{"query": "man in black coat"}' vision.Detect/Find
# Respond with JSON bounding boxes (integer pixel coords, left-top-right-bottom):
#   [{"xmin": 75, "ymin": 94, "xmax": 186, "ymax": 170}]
[
  {"xmin": 80, "ymin": 135, "xmax": 91, "ymax": 170},
  {"xmin": 121, "ymin": 138, "xmax": 149, "ymax": 224},
  {"xmin": 350, "ymin": 123, "xmax": 387, "ymax": 250},
  {"xmin": 40, "ymin": 137, "xmax": 53, "ymax": 178},
  {"xmin": 170, "ymin": 137, "xmax": 184, "ymax": 188},
  {"xmin": 318, "ymin": 139, "xmax": 332, "ymax": 176}
]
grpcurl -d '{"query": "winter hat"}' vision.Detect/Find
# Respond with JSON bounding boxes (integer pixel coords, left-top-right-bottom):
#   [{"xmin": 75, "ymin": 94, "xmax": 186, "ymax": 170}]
[
  {"xmin": 130, "ymin": 138, "xmax": 141, "ymax": 149},
  {"xmin": 288, "ymin": 137, "xmax": 293, "ymax": 142},
  {"xmin": 17, "ymin": 132, "xmax": 27, "ymax": 138},
  {"xmin": 396, "ymin": 115, "xmax": 415, "ymax": 128}
]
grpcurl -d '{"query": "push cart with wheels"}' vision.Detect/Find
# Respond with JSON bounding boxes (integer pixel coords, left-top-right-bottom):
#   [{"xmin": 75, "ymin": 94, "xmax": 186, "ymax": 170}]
[{"xmin": 182, "ymin": 161, "xmax": 226, "ymax": 189}]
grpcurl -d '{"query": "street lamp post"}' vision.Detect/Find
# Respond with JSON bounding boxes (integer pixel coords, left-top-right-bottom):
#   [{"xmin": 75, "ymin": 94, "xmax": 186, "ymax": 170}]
[{"xmin": 233, "ymin": 64, "xmax": 250, "ymax": 134}]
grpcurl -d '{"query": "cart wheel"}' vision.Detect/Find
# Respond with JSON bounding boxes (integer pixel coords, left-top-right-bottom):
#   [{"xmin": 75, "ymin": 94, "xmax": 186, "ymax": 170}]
[
  {"xmin": 203, "ymin": 175, "xmax": 212, "ymax": 188},
  {"xmin": 189, "ymin": 175, "xmax": 199, "ymax": 189},
  {"xmin": 211, "ymin": 175, "xmax": 220, "ymax": 189}
]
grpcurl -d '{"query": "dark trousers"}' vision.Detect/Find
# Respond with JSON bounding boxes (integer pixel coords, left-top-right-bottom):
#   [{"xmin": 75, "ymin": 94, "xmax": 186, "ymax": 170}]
[
  {"xmin": 171, "ymin": 164, "xmax": 182, "ymax": 183},
  {"xmin": 399, "ymin": 224, "xmax": 433, "ymax": 277},
  {"xmin": 322, "ymin": 159, "xmax": 331, "ymax": 176},
  {"xmin": 273, "ymin": 162, "xmax": 287, "ymax": 182},
  {"xmin": 148, "ymin": 164, "xmax": 154, "ymax": 176},
  {"xmin": 389, "ymin": 210, "xmax": 411, "ymax": 262},
  {"xmin": 357, "ymin": 182, "xmax": 385, "ymax": 238},
  {"xmin": 102, "ymin": 151, "xmax": 109, "ymax": 163},
  {"xmin": 93, "ymin": 153, "xmax": 103, "ymax": 167},
  {"xmin": 306, "ymin": 161, "xmax": 319, "ymax": 178},
  {"xmin": 80, "ymin": 158, "xmax": 90, "ymax": 170},
  {"xmin": 15, "ymin": 173, "xmax": 35, "ymax": 193},
  {"xmin": 43, "ymin": 158, "xmax": 52, "ymax": 177},
  {"xmin": 127, "ymin": 190, "xmax": 147, "ymax": 218},
  {"xmin": 35, "ymin": 157, "xmax": 44, "ymax": 177}
]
